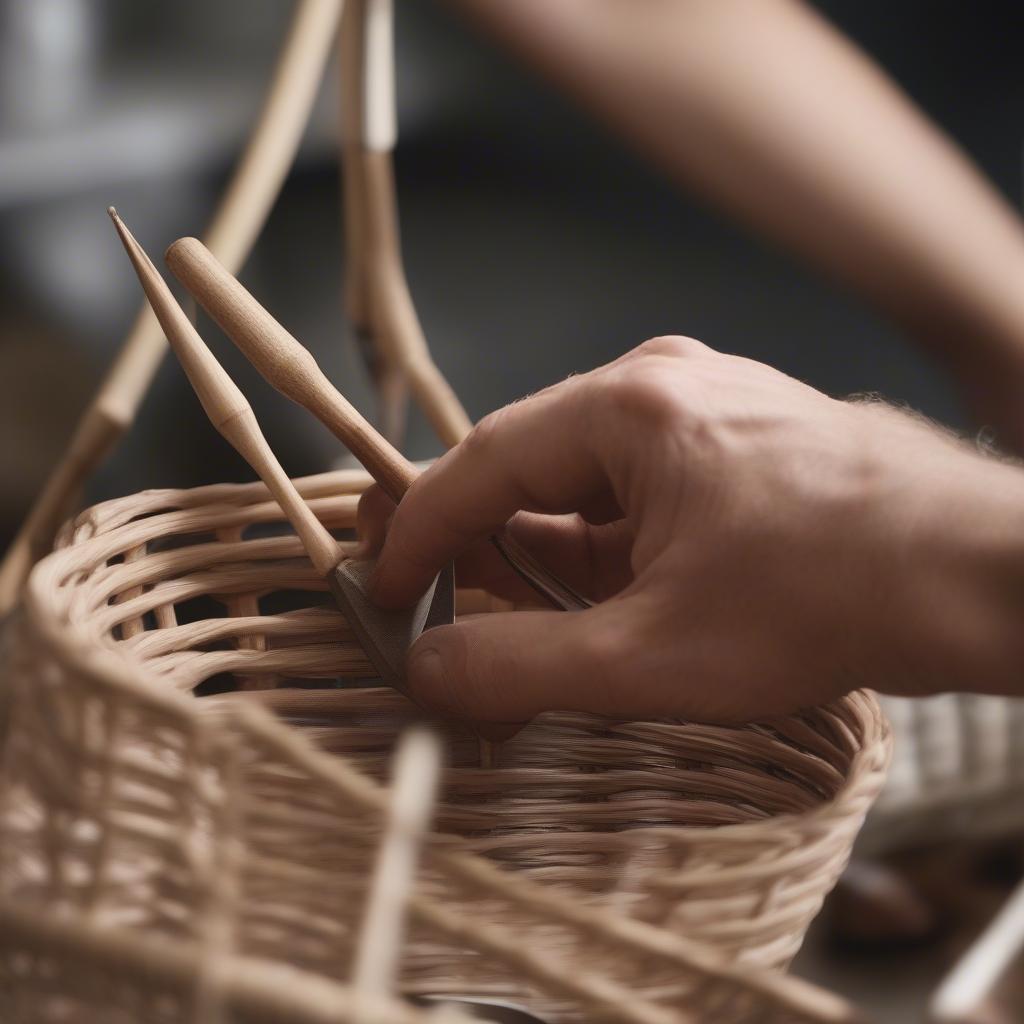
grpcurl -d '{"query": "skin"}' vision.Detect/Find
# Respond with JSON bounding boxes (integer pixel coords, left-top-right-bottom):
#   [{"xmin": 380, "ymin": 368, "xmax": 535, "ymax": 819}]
[
  {"xmin": 361, "ymin": 337, "xmax": 1024, "ymax": 732},
  {"xmin": 446, "ymin": 0, "xmax": 1024, "ymax": 452}
]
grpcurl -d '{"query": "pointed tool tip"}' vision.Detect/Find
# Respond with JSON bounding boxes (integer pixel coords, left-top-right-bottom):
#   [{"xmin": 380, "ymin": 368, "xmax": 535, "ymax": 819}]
[
  {"xmin": 108, "ymin": 206, "xmax": 132, "ymax": 245},
  {"xmin": 108, "ymin": 207, "xmax": 150, "ymax": 272}
]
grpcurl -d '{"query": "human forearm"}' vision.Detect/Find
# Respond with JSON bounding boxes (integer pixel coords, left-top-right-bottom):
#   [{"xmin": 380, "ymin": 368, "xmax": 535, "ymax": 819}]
[
  {"xmin": 892, "ymin": 443, "xmax": 1024, "ymax": 699},
  {"xmin": 448, "ymin": 1, "xmax": 1024, "ymax": 379}
]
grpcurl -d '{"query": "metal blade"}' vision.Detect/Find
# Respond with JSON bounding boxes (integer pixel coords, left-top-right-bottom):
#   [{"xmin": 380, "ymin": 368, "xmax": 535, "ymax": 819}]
[
  {"xmin": 491, "ymin": 533, "xmax": 592, "ymax": 612},
  {"xmin": 328, "ymin": 556, "xmax": 455, "ymax": 687}
]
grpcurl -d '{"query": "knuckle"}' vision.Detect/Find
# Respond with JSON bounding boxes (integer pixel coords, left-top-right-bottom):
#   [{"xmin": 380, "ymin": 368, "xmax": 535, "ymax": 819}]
[
  {"xmin": 357, "ymin": 483, "xmax": 395, "ymax": 521},
  {"xmin": 603, "ymin": 361, "xmax": 692, "ymax": 431},
  {"xmin": 460, "ymin": 405, "xmax": 510, "ymax": 459},
  {"xmin": 597, "ymin": 337, "xmax": 714, "ymax": 431},
  {"xmin": 634, "ymin": 335, "xmax": 708, "ymax": 360}
]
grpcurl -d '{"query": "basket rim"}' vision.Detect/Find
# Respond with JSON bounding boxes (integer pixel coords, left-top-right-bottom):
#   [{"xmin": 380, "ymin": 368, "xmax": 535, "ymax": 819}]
[
  {"xmin": 21, "ymin": 473, "xmax": 892, "ymax": 845},
  {"xmin": 21, "ymin": 573, "xmax": 891, "ymax": 849}
]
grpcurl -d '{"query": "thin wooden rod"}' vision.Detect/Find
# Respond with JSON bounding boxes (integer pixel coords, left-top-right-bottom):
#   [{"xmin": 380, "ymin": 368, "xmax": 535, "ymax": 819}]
[
  {"xmin": 339, "ymin": 0, "xmax": 473, "ymax": 449},
  {"xmin": 0, "ymin": 0, "xmax": 343, "ymax": 614},
  {"xmin": 351, "ymin": 728, "xmax": 442, "ymax": 999},
  {"xmin": 111, "ymin": 209, "xmax": 343, "ymax": 578}
]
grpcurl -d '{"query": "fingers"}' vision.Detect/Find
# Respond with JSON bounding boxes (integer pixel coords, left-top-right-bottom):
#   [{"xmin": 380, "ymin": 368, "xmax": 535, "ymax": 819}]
[
  {"xmin": 434, "ymin": 513, "xmax": 636, "ymax": 604},
  {"xmin": 407, "ymin": 591, "xmax": 829, "ymax": 729},
  {"xmin": 370, "ymin": 378, "xmax": 611, "ymax": 608},
  {"xmin": 360, "ymin": 483, "xmax": 635, "ymax": 604},
  {"xmin": 503, "ymin": 513, "xmax": 635, "ymax": 600},
  {"xmin": 356, "ymin": 483, "xmax": 396, "ymax": 555},
  {"xmin": 405, "ymin": 602, "xmax": 631, "ymax": 725}
]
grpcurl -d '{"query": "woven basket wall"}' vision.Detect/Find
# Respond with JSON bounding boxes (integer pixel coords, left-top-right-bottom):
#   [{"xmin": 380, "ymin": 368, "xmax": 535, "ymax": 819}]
[{"xmin": 0, "ymin": 470, "xmax": 891, "ymax": 1021}]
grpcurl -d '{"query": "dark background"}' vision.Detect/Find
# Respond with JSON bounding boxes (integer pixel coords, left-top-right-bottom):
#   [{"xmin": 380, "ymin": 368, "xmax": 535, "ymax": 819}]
[{"xmin": 2, "ymin": 0, "xmax": 1022, "ymax": 545}]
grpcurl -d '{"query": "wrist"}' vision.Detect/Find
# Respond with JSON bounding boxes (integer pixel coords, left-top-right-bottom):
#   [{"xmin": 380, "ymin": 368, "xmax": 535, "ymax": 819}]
[{"xmin": 891, "ymin": 450, "xmax": 1024, "ymax": 698}]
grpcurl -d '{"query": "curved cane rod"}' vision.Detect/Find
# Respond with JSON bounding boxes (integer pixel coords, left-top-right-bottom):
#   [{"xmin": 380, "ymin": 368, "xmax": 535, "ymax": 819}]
[
  {"xmin": 339, "ymin": 0, "xmax": 387, "ymax": 331},
  {"xmin": 337, "ymin": 5, "xmax": 580, "ymax": 768},
  {"xmin": 340, "ymin": 0, "xmax": 411, "ymax": 446},
  {"xmin": 341, "ymin": 0, "xmax": 473, "ymax": 449},
  {"xmin": 0, "ymin": 0, "xmax": 343, "ymax": 615},
  {"xmin": 344, "ymin": 0, "xmax": 407, "ymax": 444}
]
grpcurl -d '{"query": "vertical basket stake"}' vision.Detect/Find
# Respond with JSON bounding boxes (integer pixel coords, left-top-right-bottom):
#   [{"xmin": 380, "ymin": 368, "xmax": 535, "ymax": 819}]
[{"xmin": 351, "ymin": 728, "xmax": 443, "ymax": 1003}]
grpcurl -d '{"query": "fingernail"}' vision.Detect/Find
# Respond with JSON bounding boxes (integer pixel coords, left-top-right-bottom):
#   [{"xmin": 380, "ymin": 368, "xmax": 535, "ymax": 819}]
[{"xmin": 407, "ymin": 646, "xmax": 448, "ymax": 709}]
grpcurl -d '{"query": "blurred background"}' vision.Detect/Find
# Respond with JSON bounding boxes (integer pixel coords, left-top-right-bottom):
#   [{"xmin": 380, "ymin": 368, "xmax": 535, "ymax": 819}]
[
  {"xmin": 4, "ymin": 0, "xmax": 1024, "ymax": 530},
  {"xmin": 3, "ymin": 1, "xmax": 1024, "ymax": 1019}
]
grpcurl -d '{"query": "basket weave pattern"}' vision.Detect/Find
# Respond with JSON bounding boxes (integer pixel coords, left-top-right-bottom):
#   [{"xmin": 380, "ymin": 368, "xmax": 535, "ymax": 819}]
[{"xmin": 0, "ymin": 471, "xmax": 891, "ymax": 1021}]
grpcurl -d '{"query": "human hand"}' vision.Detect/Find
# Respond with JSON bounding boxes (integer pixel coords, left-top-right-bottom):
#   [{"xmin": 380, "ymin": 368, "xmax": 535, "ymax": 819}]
[{"xmin": 360, "ymin": 337, "xmax": 1024, "ymax": 730}]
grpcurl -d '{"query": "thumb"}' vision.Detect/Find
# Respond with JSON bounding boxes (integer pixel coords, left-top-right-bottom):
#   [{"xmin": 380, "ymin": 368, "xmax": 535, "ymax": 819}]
[{"xmin": 404, "ymin": 605, "xmax": 625, "ymax": 726}]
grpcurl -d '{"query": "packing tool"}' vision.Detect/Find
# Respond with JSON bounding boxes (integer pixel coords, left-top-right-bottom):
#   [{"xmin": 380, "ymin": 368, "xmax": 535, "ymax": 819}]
[{"xmin": 109, "ymin": 208, "xmax": 453, "ymax": 691}]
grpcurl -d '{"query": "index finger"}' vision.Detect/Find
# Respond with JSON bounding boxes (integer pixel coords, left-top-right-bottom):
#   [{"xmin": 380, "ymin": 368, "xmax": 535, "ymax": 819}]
[{"xmin": 369, "ymin": 375, "xmax": 610, "ymax": 608}]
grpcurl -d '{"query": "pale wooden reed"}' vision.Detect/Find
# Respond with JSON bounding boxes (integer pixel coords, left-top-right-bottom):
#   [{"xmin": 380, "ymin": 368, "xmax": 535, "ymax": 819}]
[
  {"xmin": 337, "ymin": 0, "xmax": 472, "ymax": 449},
  {"xmin": 352, "ymin": 728, "xmax": 443, "ymax": 1000},
  {"xmin": 0, "ymin": 0, "xmax": 345, "ymax": 615}
]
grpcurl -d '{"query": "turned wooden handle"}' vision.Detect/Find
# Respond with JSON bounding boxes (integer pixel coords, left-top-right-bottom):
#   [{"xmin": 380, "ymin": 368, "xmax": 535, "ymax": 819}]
[
  {"xmin": 111, "ymin": 211, "xmax": 343, "ymax": 577},
  {"xmin": 166, "ymin": 236, "xmax": 419, "ymax": 502}
]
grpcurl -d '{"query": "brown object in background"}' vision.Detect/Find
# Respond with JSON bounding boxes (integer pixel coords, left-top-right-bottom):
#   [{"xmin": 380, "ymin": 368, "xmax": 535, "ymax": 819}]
[{"xmin": 826, "ymin": 860, "xmax": 937, "ymax": 949}]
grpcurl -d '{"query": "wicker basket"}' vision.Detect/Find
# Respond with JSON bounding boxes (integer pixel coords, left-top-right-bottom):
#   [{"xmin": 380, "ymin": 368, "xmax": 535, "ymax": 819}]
[{"xmin": 0, "ymin": 470, "xmax": 891, "ymax": 1021}]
